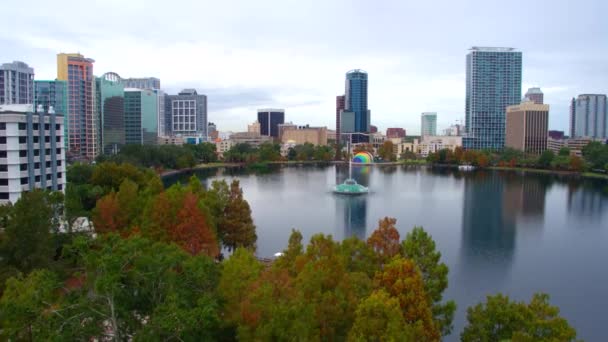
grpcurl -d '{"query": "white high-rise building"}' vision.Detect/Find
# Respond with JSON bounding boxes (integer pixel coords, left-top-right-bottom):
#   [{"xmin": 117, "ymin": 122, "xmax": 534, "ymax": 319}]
[{"xmin": 0, "ymin": 104, "xmax": 66, "ymax": 204}]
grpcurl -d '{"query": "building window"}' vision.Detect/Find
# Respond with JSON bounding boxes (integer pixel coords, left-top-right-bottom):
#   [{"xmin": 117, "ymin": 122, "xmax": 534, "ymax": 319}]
[
  {"xmin": 20, "ymin": 164, "xmax": 27, "ymax": 171},
  {"xmin": 58, "ymin": 184, "xmax": 63, "ymax": 191},
  {"xmin": 45, "ymin": 149, "xmax": 50, "ymax": 155},
  {"xmin": 0, "ymin": 179, "xmax": 7, "ymax": 186},
  {"xmin": 18, "ymin": 123, "xmax": 26, "ymax": 130},
  {"xmin": 0, "ymin": 123, "xmax": 5, "ymax": 130},
  {"xmin": 35, "ymin": 175, "xmax": 40, "ymax": 182},
  {"xmin": 56, "ymin": 136, "xmax": 61, "ymax": 143},
  {"xmin": 0, "ymin": 165, "xmax": 7, "ymax": 172},
  {"xmin": 0, "ymin": 193, "xmax": 8, "ymax": 200},
  {"xmin": 45, "ymin": 136, "xmax": 50, "ymax": 143},
  {"xmin": 19, "ymin": 137, "xmax": 26, "ymax": 144},
  {"xmin": 56, "ymin": 148, "xmax": 61, "ymax": 155},
  {"xmin": 46, "ymin": 161, "xmax": 51, "ymax": 168},
  {"xmin": 33, "ymin": 137, "xmax": 39, "ymax": 143},
  {"xmin": 0, "ymin": 137, "xmax": 5, "ymax": 144},
  {"xmin": 46, "ymin": 174, "xmax": 51, "ymax": 181},
  {"xmin": 56, "ymin": 160, "xmax": 62, "ymax": 167},
  {"xmin": 55, "ymin": 124, "xmax": 60, "ymax": 130},
  {"xmin": 19, "ymin": 150, "xmax": 27, "ymax": 157},
  {"xmin": 0, "ymin": 151, "xmax": 6, "ymax": 158},
  {"xmin": 34, "ymin": 149, "xmax": 40, "ymax": 156},
  {"xmin": 34, "ymin": 162, "xmax": 40, "ymax": 169},
  {"xmin": 57, "ymin": 172, "xmax": 62, "ymax": 179},
  {"xmin": 20, "ymin": 177, "xmax": 28, "ymax": 185},
  {"xmin": 44, "ymin": 124, "xmax": 50, "ymax": 130},
  {"xmin": 33, "ymin": 123, "xmax": 39, "ymax": 130}
]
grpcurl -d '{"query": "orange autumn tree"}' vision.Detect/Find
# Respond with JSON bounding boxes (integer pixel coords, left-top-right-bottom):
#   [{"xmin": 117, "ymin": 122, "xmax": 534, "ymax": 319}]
[
  {"xmin": 375, "ymin": 257, "xmax": 440, "ymax": 341},
  {"xmin": 92, "ymin": 191, "xmax": 121, "ymax": 234},
  {"xmin": 92, "ymin": 179, "xmax": 143, "ymax": 236},
  {"xmin": 367, "ymin": 217, "xmax": 401, "ymax": 263},
  {"xmin": 173, "ymin": 192, "xmax": 219, "ymax": 257}
]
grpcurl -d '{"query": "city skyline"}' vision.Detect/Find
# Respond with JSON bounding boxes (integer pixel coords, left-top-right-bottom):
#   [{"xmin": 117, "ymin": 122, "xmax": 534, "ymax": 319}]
[{"xmin": 2, "ymin": 0, "xmax": 607, "ymax": 134}]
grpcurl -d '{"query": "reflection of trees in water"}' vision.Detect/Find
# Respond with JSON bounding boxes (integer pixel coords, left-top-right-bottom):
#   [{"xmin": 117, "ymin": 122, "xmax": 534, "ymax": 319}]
[
  {"xmin": 335, "ymin": 195, "xmax": 368, "ymax": 241},
  {"xmin": 378, "ymin": 165, "xmax": 397, "ymax": 174}
]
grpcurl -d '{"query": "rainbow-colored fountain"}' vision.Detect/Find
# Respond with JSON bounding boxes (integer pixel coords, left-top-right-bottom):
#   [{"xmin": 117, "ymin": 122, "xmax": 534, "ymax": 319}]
[{"xmin": 333, "ymin": 152, "xmax": 371, "ymax": 195}]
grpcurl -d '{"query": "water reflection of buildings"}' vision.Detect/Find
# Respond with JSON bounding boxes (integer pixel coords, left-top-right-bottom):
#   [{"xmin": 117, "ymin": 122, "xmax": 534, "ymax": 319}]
[
  {"xmin": 335, "ymin": 165, "xmax": 370, "ymax": 240},
  {"xmin": 567, "ymin": 181, "xmax": 608, "ymax": 221},
  {"xmin": 501, "ymin": 173, "xmax": 549, "ymax": 221}
]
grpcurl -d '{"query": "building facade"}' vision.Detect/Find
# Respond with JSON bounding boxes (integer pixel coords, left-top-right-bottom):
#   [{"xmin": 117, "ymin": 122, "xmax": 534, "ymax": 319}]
[
  {"xmin": 121, "ymin": 77, "xmax": 160, "ymax": 90},
  {"xmin": 345, "ymin": 69, "xmax": 370, "ymax": 142},
  {"xmin": 281, "ymin": 126, "xmax": 328, "ymax": 146},
  {"xmin": 34, "ymin": 80, "xmax": 67, "ymax": 148},
  {"xmin": 0, "ymin": 104, "xmax": 66, "ymax": 204},
  {"xmin": 336, "ymin": 95, "xmax": 345, "ymax": 150},
  {"xmin": 57, "ymin": 53, "xmax": 97, "ymax": 159},
  {"xmin": 524, "ymin": 87, "xmax": 544, "ymax": 104},
  {"xmin": 505, "ymin": 101, "xmax": 550, "ymax": 154},
  {"xmin": 229, "ymin": 132, "xmax": 272, "ymax": 147},
  {"xmin": 165, "ymin": 89, "xmax": 207, "ymax": 138},
  {"xmin": 124, "ymin": 89, "xmax": 158, "ymax": 145},
  {"xmin": 248, "ymin": 121, "xmax": 261, "ymax": 135},
  {"xmin": 386, "ymin": 128, "xmax": 406, "ymax": 139},
  {"xmin": 96, "ymin": 73, "xmax": 125, "ymax": 154},
  {"xmin": 464, "ymin": 47, "xmax": 522, "ymax": 150},
  {"xmin": 421, "ymin": 112, "xmax": 437, "ymax": 136},
  {"xmin": 257, "ymin": 109, "xmax": 285, "ymax": 138},
  {"xmin": 548, "ymin": 137, "xmax": 605, "ymax": 157},
  {"xmin": 0, "ymin": 61, "xmax": 34, "ymax": 105},
  {"xmin": 548, "ymin": 130, "xmax": 564, "ymax": 140},
  {"xmin": 571, "ymin": 94, "xmax": 607, "ymax": 139}
]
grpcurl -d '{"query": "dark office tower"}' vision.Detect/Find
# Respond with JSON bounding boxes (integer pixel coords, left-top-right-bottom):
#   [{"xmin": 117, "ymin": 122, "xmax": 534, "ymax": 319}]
[
  {"xmin": 464, "ymin": 47, "xmax": 522, "ymax": 150},
  {"xmin": 96, "ymin": 72, "xmax": 125, "ymax": 154},
  {"xmin": 257, "ymin": 109, "xmax": 285, "ymax": 138},
  {"xmin": 336, "ymin": 95, "xmax": 345, "ymax": 159},
  {"xmin": 345, "ymin": 69, "xmax": 370, "ymax": 143},
  {"xmin": 0, "ymin": 61, "xmax": 34, "ymax": 105},
  {"xmin": 524, "ymin": 87, "xmax": 544, "ymax": 104},
  {"xmin": 569, "ymin": 98, "xmax": 576, "ymax": 138}
]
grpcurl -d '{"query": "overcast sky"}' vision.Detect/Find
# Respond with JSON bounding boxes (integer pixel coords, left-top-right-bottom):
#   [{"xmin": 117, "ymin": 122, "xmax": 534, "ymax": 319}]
[{"xmin": 2, "ymin": 0, "xmax": 607, "ymax": 134}]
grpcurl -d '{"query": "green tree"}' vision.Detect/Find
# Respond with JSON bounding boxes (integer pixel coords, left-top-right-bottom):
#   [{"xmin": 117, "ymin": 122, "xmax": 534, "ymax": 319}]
[
  {"xmin": 401, "ymin": 227, "xmax": 456, "ymax": 336},
  {"xmin": 461, "ymin": 293, "xmax": 578, "ymax": 342},
  {"xmin": 220, "ymin": 180, "xmax": 257, "ymax": 252},
  {"xmin": 558, "ymin": 147, "xmax": 571, "ymax": 156},
  {"xmin": 537, "ymin": 150, "xmax": 555, "ymax": 168},
  {"xmin": 582, "ymin": 141, "xmax": 608, "ymax": 170},
  {"xmin": 0, "ymin": 269, "xmax": 61, "ymax": 341},
  {"xmin": 258, "ymin": 142, "xmax": 281, "ymax": 161},
  {"xmin": 0, "ymin": 190, "xmax": 55, "ymax": 273},
  {"xmin": 348, "ymin": 290, "xmax": 414, "ymax": 341},
  {"xmin": 378, "ymin": 141, "xmax": 396, "ymax": 161}
]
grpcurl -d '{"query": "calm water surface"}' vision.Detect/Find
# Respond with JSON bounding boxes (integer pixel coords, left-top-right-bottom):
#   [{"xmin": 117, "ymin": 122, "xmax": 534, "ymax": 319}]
[{"xmin": 168, "ymin": 165, "xmax": 608, "ymax": 341}]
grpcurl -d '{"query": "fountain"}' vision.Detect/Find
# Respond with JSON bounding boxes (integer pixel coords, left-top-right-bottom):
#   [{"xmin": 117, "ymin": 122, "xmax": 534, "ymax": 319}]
[{"xmin": 333, "ymin": 147, "xmax": 370, "ymax": 195}]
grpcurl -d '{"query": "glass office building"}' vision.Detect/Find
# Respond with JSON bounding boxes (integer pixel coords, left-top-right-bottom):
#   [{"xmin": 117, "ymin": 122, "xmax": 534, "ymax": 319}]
[
  {"xmin": 34, "ymin": 80, "xmax": 68, "ymax": 148},
  {"xmin": 345, "ymin": 69, "xmax": 369, "ymax": 142},
  {"xmin": 124, "ymin": 89, "xmax": 158, "ymax": 145},
  {"xmin": 257, "ymin": 109, "xmax": 285, "ymax": 138},
  {"xmin": 464, "ymin": 47, "xmax": 522, "ymax": 150},
  {"xmin": 421, "ymin": 112, "xmax": 437, "ymax": 136},
  {"xmin": 96, "ymin": 73, "xmax": 125, "ymax": 154}
]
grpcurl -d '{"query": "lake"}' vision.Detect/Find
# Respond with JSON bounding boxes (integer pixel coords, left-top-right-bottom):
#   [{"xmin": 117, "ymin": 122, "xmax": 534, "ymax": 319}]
[{"xmin": 166, "ymin": 164, "xmax": 608, "ymax": 341}]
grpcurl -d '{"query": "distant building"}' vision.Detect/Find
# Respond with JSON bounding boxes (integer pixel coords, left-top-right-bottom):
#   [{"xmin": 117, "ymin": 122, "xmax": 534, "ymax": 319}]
[
  {"xmin": 165, "ymin": 89, "xmax": 207, "ymax": 138},
  {"xmin": 229, "ymin": 132, "xmax": 272, "ymax": 147},
  {"xmin": 524, "ymin": 87, "xmax": 544, "ymax": 104},
  {"xmin": 257, "ymin": 109, "xmax": 285, "ymax": 138},
  {"xmin": 547, "ymin": 137, "xmax": 605, "ymax": 157},
  {"xmin": 157, "ymin": 135, "xmax": 184, "ymax": 145},
  {"xmin": 370, "ymin": 125, "xmax": 378, "ymax": 133},
  {"xmin": 340, "ymin": 111, "xmax": 356, "ymax": 134},
  {"xmin": 34, "ymin": 80, "xmax": 67, "ymax": 148},
  {"xmin": 336, "ymin": 95, "xmax": 345, "ymax": 151},
  {"xmin": 386, "ymin": 128, "xmax": 406, "ymax": 139},
  {"xmin": 247, "ymin": 121, "xmax": 261, "ymax": 135},
  {"xmin": 548, "ymin": 130, "xmax": 564, "ymax": 140},
  {"xmin": 0, "ymin": 104, "xmax": 66, "ymax": 204},
  {"xmin": 281, "ymin": 125, "xmax": 328, "ymax": 146},
  {"xmin": 121, "ymin": 77, "xmax": 160, "ymax": 90},
  {"xmin": 0, "ymin": 61, "xmax": 34, "ymax": 105},
  {"xmin": 345, "ymin": 69, "xmax": 370, "ymax": 143},
  {"xmin": 277, "ymin": 122, "xmax": 297, "ymax": 141},
  {"xmin": 421, "ymin": 112, "xmax": 437, "ymax": 136},
  {"xmin": 569, "ymin": 97, "xmax": 576, "ymax": 138},
  {"xmin": 396, "ymin": 136, "xmax": 463, "ymax": 157},
  {"xmin": 505, "ymin": 101, "xmax": 550, "ymax": 154},
  {"xmin": 464, "ymin": 47, "xmax": 522, "ymax": 150},
  {"xmin": 96, "ymin": 73, "xmax": 125, "ymax": 154},
  {"xmin": 571, "ymin": 94, "xmax": 607, "ymax": 139},
  {"xmin": 443, "ymin": 123, "xmax": 463, "ymax": 136},
  {"xmin": 215, "ymin": 139, "xmax": 234, "ymax": 156},
  {"xmin": 57, "ymin": 53, "xmax": 97, "ymax": 158},
  {"xmin": 207, "ymin": 122, "xmax": 217, "ymax": 140},
  {"xmin": 124, "ymin": 88, "xmax": 158, "ymax": 145}
]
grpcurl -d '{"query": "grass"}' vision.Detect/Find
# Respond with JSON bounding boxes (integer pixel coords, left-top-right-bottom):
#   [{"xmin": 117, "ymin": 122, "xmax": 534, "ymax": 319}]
[{"xmin": 581, "ymin": 172, "xmax": 608, "ymax": 180}]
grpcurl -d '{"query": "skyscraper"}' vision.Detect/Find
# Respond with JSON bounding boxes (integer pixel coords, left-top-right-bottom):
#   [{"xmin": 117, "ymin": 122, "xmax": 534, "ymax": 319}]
[
  {"xmin": 524, "ymin": 87, "xmax": 544, "ymax": 104},
  {"xmin": 505, "ymin": 101, "xmax": 549, "ymax": 154},
  {"xmin": 571, "ymin": 94, "xmax": 607, "ymax": 139},
  {"xmin": 464, "ymin": 47, "xmax": 522, "ymax": 150},
  {"xmin": 34, "ymin": 80, "xmax": 68, "ymax": 147},
  {"xmin": 124, "ymin": 88, "xmax": 158, "ymax": 145},
  {"xmin": 257, "ymin": 109, "xmax": 285, "ymax": 138},
  {"xmin": 96, "ymin": 72, "xmax": 125, "ymax": 154},
  {"xmin": 569, "ymin": 97, "xmax": 576, "ymax": 138},
  {"xmin": 345, "ymin": 69, "xmax": 370, "ymax": 142},
  {"xmin": 336, "ymin": 95, "xmax": 345, "ymax": 157},
  {"xmin": 165, "ymin": 89, "xmax": 207, "ymax": 138},
  {"xmin": 0, "ymin": 61, "xmax": 34, "ymax": 105},
  {"xmin": 421, "ymin": 112, "xmax": 437, "ymax": 136},
  {"xmin": 57, "ymin": 53, "xmax": 97, "ymax": 158}
]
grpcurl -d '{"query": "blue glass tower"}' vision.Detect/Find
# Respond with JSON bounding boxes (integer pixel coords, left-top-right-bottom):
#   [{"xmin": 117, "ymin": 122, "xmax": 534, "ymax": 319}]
[
  {"xmin": 34, "ymin": 80, "xmax": 68, "ymax": 148},
  {"xmin": 345, "ymin": 69, "xmax": 369, "ymax": 142},
  {"xmin": 464, "ymin": 47, "xmax": 522, "ymax": 150}
]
